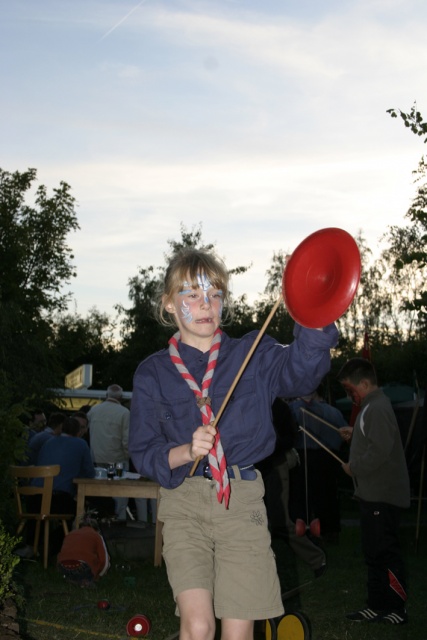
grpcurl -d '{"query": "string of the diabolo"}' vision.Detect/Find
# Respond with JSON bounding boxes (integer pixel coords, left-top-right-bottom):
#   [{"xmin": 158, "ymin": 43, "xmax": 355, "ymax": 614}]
[{"xmin": 168, "ymin": 328, "xmax": 230, "ymax": 507}]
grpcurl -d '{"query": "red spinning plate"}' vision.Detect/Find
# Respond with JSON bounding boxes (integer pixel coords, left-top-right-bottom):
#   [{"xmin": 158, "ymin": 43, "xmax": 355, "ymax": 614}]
[
  {"xmin": 282, "ymin": 227, "xmax": 361, "ymax": 328},
  {"xmin": 126, "ymin": 614, "xmax": 151, "ymax": 636}
]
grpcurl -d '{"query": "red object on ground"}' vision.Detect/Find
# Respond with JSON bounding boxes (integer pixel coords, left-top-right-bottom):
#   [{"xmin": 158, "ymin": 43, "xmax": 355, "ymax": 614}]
[
  {"xmin": 97, "ymin": 600, "xmax": 110, "ymax": 610},
  {"xmin": 126, "ymin": 614, "xmax": 152, "ymax": 637},
  {"xmin": 282, "ymin": 227, "xmax": 361, "ymax": 328}
]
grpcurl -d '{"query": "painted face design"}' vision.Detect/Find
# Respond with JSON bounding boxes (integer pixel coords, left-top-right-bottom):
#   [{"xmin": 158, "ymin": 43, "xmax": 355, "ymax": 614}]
[
  {"xmin": 197, "ymin": 273, "xmax": 212, "ymax": 303},
  {"xmin": 180, "ymin": 300, "xmax": 193, "ymax": 324},
  {"xmin": 177, "ymin": 273, "xmax": 223, "ymax": 324}
]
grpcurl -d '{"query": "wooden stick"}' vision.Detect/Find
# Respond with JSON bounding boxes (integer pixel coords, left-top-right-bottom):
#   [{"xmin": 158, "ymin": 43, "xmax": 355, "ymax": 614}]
[
  {"xmin": 298, "ymin": 426, "xmax": 344, "ymax": 464},
  {"xmin": 189, "ymin": 294, "xmax": 283, "ymax": 476},
  {"xmin": 404, "ymin": 397, "xmax": 420, "ymax": 452},
  {"xmin": 300, "ymin": 407, "xmax": 342, "ymax": 433}
]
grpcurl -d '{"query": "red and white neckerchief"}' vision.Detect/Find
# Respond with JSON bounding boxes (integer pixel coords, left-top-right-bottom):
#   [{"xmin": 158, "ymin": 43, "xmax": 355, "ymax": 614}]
[{"xmin": 168, "ymin": 328, "xmax": 230, "ymax": 507}]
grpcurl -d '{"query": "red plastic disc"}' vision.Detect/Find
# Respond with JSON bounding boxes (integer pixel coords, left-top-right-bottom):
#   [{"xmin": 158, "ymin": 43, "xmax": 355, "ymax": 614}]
[
  {"xmin": 309, "ymin": 518, "xmax": 321, "ymax": 538},
  {"xmin": 126, "ymin": 614, "xmax": 151, "ymax": 637},
  {"xmin": 97, "ymin": 599, "xmax": 110, "ymax": 610},
  {"xmin": 295, "ymin": 518, "xmax": 307, "ymax": 537},
  {"xmin": 282, "ymin": 227, "xmax": 361, "ymax": 328}
]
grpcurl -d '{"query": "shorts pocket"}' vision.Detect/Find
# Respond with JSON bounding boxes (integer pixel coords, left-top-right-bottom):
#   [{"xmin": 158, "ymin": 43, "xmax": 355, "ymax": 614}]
[
  {"xmin": 229, "ymin": 472, "xmax": 265, "ymax": 506},
  {"xmin": 158, "ymin": 481, "xmax": 192, "ymax": 521}
]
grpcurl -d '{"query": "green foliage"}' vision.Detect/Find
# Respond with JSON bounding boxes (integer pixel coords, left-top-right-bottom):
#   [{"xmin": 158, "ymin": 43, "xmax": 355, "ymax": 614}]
[
  {"xmin": 387, "ymin": 103, "xmax": 427, "ymax": 142},
  {"xmin": 0, "ymin": 167, "xmax": 79, "ymax": 316},
  {"xmin": 15, "ymin": 521, "xmax": 427, "ymax": 639},
  {"xmin": 0, "ymin": 167, "xmax": 80, "ymax": 403},
  {"xmin": 0, "ymin": 386, "xmax": 27, "ymax": 527},
  {"xmin": 386, "ymin": 105, "xmax": 427, "ymax": 332},
  {"xmin": 0, "ymin": 520, "xmax": 20, "ymax": 607},
  {"xmin": 49, "ymin": 307, "xmax": 118, "ymax": 389}
]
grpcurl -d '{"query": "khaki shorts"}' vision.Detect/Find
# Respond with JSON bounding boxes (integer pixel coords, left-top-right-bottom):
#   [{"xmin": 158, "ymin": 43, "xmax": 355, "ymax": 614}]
[{"xmin": 158, "ymin": 469, "xmax": 284, "ymax": 620}]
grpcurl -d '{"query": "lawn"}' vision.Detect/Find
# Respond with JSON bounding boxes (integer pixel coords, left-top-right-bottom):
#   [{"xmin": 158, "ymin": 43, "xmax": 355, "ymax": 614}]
[{"xmin": 15, "ymin": 498, "xmax": 427, "ymax": 640}]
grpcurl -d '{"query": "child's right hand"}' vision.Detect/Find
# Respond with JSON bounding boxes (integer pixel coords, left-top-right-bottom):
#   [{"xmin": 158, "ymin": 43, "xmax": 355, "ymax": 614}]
[
  {"xmin": 340, "ymin": 426, "xmax": 353, "ymax": 442},
  {"xmin": 190, "ymin": 423, "xmax": 217, "ymax": 460}
]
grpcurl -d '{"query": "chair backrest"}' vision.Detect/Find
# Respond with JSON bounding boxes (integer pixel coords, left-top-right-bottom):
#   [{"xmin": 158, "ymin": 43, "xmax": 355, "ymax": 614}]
[{"xmin": 9, "ymin": 465, "xmax": 61, "ymax": 518}]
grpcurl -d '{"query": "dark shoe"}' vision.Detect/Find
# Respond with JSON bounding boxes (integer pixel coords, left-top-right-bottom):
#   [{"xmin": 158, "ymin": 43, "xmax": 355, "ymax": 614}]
[
  {"xmin": 314, "ymin": 562, "xmax": 327, "ymax": 579},
  {"xmin": 346, "ymin": 608, "xmax": 380, "ymax": 622},
  {"xmin": 14, "ymin": 544, "xmax": 35, "ymax": 559},
  {"xmin": 375, "ymin": 610, "xmax": 408, "ymax": 625}
]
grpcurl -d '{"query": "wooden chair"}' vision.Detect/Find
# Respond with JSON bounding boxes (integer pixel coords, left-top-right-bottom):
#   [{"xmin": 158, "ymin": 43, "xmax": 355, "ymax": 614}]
[{"xmin": 9, "ymin": 465, "xmax": 75, "ymax": 569}]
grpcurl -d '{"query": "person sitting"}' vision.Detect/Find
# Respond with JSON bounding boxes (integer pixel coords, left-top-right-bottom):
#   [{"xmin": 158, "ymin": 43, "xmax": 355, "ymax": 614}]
[
  {"xmin": 27, "ymin": 409, "xmax": 47, "ymax": 440},
  {"xmin": 74, "ymin": 411, "xmax": 90, "ymax": 442},
  {"xmin": 22, "ymin": 417, "xmax": 95, "ymax": 556},
  {"xmin": 27, "ymin": 412, "xmax": 66, "ymax": 465},
  {"xmin": 34, "ymin": 416, "xmax": 95, "ymax": 511},
  {"xmin": 57, "ymin": 514, "xmax": 110, "ymax": 588}
]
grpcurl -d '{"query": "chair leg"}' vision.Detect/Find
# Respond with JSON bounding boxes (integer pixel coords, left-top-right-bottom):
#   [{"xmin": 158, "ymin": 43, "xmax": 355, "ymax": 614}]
[
  {"xmin": 34, "ymin": 521, "xmax": 41, "ymax": 558},
  {"xmin": 43, "ymin": 521, "xmax": 50, "ymax": 569}
]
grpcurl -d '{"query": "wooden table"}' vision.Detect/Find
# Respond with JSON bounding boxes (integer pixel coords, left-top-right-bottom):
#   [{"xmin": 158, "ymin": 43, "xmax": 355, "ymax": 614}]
[{"xmin": 74, "ymin": 477, "xmax": 163, "ymax": 566}]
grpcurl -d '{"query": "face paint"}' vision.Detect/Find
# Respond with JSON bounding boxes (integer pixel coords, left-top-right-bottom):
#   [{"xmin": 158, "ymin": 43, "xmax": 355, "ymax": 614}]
[
  {"xmin": 179, "ymin": 281, "xmax": 193, "ymax": 296},
  {"xmin": 196, "ymin": 273, "xmax": 213, "ymax": 304},
  {"xmin": 180, "ymin": 300, "xmax": 193, "ymax": 324}
]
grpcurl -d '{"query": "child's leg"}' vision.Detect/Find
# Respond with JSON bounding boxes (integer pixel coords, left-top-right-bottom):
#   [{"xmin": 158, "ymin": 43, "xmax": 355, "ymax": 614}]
[{"xmin": 176, "ymin": 588, "xmax": 216, "ymax": 640}]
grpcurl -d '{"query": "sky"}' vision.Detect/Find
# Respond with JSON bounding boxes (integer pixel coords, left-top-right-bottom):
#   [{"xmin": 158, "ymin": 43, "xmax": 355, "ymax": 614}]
[{"xmin": 2, "ymin": 0, "xmax": 427, "ymax": 320}]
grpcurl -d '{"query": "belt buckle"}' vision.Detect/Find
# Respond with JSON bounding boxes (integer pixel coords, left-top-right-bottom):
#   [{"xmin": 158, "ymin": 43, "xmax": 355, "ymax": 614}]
[{"xmin": 202, "ymin": 463, "xmax": 212, "ymax": 479}]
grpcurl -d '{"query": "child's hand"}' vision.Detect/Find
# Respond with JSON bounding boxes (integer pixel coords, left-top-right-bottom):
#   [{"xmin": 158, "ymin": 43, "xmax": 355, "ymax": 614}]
[
  {"xmin": 342, "ymin": 462, "xmax": 352, "ymax": 476},
  {"xmin": 340, "ymin": 426, "xmax": 353, "ymax": 442},
  {"xmin": 189, "ymin": 423, "xmax": 217, "ymax": 460}
]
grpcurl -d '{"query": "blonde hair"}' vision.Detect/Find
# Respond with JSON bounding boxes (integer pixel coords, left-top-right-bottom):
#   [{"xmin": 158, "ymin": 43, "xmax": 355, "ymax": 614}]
[{"xmin": 157, "ymin": 248, "xmax": 232, "ymax": 327}]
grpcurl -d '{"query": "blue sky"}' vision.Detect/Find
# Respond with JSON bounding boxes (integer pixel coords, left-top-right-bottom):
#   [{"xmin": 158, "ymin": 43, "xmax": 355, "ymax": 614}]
[{"xmin": 2, "ymin": 0, "xmax": 427, "ymax": 318}]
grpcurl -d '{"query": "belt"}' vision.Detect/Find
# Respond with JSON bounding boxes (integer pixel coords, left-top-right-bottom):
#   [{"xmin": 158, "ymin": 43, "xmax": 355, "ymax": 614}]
[{"xmin": 190, "ymin": 463, "xmax": 257, "ymax": 481}]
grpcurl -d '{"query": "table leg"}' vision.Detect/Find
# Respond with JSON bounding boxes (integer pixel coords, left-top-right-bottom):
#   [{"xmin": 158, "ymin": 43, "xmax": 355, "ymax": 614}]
[{"xmin": 74, "ymin": 486, "xmax": 86, "ymax": 528}]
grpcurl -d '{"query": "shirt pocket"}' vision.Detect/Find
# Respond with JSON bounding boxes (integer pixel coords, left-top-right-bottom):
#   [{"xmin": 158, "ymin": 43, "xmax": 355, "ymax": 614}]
[
  {"xmin": 213, "ymin": 375, "xmax": 261, "ymax": 440},
  {"xmin": 154, "ymin": 398, "xmax": 197, "ymax": 441}
]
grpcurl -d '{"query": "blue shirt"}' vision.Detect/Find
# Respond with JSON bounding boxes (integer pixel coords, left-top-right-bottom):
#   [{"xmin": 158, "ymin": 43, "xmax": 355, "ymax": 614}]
[
  {"xmin": 27, "ymin": 428, "xmax": 55, "ymax": 465},
  {"xmin": 290, "ymin": 398, "xmax": 347, "ymax": 450},
  {"xmin": 33, "ymin": 434, "xmax": 95, "ymax": 496},
  {"xmin": 129, "ymin": 324, "xmax": 338, "ymax": 489}
]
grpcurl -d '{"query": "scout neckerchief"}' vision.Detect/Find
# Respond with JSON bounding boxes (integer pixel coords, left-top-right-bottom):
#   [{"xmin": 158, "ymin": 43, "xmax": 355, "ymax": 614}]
[{"xmin": 168, "ymin": 328, "xmax": 230, "ymax": 507}]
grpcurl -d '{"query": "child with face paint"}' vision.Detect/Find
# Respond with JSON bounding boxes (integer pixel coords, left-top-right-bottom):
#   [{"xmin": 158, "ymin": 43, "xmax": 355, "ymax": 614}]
[
  {"xmin": 337, "ymin": 358, "xmax": 410, "ymax": 626},
  {"xmin": 129, "ymin": 248, "xmax": 338, "ymax": 640}
]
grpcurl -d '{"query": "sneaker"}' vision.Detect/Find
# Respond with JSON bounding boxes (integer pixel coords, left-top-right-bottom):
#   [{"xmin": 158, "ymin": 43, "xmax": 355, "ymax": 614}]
[
  {"xmin": 376, "ymin": 610, "xmax": 408, "ymax": 625},
  {"xmin": 346, "ymin": 608, "xmax": 380, "ymax": 622}
]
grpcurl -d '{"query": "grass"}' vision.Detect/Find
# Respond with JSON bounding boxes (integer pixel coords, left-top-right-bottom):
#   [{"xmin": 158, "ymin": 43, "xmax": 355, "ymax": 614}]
[{"xmin": 14, "ymin": 497, "xmax": 427, "ymax": 640}]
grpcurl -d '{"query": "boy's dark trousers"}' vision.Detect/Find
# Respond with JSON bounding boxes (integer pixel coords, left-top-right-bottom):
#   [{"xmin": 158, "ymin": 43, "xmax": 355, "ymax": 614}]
[{"xmin": 359, "ymin": 499, "xmax": 407, "ymax": 612}]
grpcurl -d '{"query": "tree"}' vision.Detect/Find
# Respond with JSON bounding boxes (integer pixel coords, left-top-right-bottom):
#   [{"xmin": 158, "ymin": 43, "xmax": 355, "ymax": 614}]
[
  {"xmin": 50, "ymin": 308, "xmax": 118, "ymax": 389},
  {"xmin": 0, "ymin": 168, "xmax": 79, "ymax": 316},
  {"xmin": 0, "ymin": 167, "xmax": 79, "ymax": 401},
  {"xmin": 386, "ymin": 105, "xmax": 427, "ymax": 329}
]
